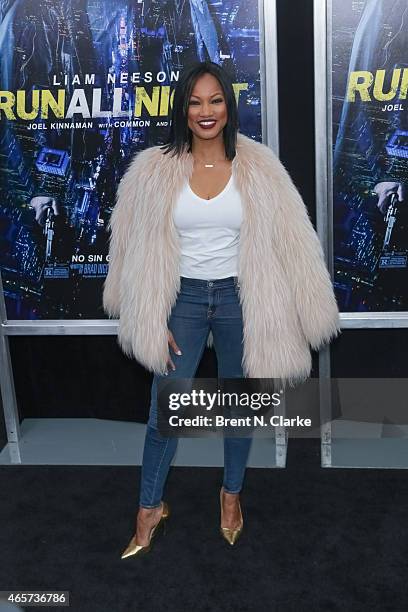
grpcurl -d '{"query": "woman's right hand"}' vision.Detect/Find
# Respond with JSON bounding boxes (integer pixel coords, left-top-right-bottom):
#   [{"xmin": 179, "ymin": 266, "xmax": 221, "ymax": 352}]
[{"xmin": 165, "ymin": 329, "xmax": 182, "ymax": 374}]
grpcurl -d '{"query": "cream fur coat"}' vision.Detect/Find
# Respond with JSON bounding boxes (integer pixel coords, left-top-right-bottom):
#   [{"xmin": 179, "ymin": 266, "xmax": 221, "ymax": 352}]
[{"xmin": 103, "ymin": 131, "xmax": 341, "ymax": 386}]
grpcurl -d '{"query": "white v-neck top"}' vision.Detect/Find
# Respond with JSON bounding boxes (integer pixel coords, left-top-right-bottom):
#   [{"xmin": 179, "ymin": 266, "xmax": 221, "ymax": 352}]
[{"xmin": 173, "ymin": 171, "xmax": 243, "ymax": 280}]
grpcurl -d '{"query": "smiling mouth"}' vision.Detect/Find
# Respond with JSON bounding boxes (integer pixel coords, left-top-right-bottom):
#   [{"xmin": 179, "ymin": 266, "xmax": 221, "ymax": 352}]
[{"xmin": 198, "ymin": 120, "xmax": 217, "ymax": 127}]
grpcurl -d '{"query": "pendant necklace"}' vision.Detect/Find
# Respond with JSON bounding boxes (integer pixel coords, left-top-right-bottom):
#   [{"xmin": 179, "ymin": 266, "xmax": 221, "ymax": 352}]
[
  {"xmin": 194, "ymin": 157, "xmax": 227, "ymax": 167},
  {"xmin": 192, "ymin": 156, "xmax": 228, "ymax": 199}
]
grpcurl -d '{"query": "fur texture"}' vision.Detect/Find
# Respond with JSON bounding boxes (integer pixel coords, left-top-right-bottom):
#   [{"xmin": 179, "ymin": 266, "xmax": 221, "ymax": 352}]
[{"xmin": 103, "ymin": 132, "xmax": 341, "ymax": 387}]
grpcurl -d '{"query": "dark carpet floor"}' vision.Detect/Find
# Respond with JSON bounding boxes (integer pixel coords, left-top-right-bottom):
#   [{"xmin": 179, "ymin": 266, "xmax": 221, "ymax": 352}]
[{"xmin": 1, "ymin": 439, "xmax": 407, "ymax": 612}]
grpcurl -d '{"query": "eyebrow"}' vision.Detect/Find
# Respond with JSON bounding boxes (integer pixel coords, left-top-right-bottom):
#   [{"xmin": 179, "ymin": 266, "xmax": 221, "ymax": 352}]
[{"xmin": 189, "ymin": 91, "xmax": 224, "ymax": 98}]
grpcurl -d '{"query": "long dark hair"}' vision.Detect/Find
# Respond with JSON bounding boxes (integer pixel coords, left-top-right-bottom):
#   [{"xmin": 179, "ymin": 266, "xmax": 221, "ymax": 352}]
[{"xmin": 160, "ymin": 61, "xmax": 239, "ymax": 160}]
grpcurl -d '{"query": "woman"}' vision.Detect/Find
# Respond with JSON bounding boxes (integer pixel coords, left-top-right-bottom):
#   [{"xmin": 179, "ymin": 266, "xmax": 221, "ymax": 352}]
[{"xmin": 103, "ymin": 61, "xmax": 341, "ymax": 558}]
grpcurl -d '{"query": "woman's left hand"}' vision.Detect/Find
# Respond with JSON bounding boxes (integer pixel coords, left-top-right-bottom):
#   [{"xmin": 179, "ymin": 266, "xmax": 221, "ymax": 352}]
[{"xmin": 165, "ymin": 329, "xmax": 182, "ymax": 374}]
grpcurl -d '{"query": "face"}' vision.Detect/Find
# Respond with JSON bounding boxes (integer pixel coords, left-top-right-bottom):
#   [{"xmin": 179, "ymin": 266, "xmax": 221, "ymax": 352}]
[{"xmin": 187, "ymin": 73, "xmax": 228, "ymax": 140}]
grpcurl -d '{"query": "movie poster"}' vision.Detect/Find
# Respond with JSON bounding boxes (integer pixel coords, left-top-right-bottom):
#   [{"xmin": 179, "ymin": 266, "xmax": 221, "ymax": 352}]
[
  {"xmin": 332, "ymin": 0, "xmax": 408, "ymax": 312},
  {"xmin": 0, "ymin": 0, "xmax": 261, "ymax": 320}
]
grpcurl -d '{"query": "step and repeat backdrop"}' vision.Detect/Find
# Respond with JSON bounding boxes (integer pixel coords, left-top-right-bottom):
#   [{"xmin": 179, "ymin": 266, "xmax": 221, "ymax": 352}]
[
  {"xmin": 332, "ymin": 0, "xmax": 408, "ymax": 313},
  {"xmin": 0, "ymin": 0, "xmax": 262, "ymax": 321}
]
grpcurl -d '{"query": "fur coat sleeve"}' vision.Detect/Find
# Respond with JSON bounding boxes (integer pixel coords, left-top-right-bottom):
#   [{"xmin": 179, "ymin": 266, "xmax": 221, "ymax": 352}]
[
  {"xmin": 102, "ymin": 148, "xmax": 155, "ymax": 319},
  {"xmin": 266, "ymin": 151, "xmax": 341, "ymax": 351}
]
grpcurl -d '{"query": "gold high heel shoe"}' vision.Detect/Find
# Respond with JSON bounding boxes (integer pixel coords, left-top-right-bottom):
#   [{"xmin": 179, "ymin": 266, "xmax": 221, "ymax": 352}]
[
  {"xmin": 219, "ymin": 486, "xmax": 243, "ymax": 546},
  {"xmin": 120, "ymin": 501, "xmax": 170, "ymax": 559}
]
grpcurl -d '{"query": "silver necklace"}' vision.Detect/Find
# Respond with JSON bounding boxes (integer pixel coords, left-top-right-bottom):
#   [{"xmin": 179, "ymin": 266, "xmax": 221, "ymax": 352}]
[
  {"xmin": 191, "ymin": 158, "xmax": 231, "ymax": 199},
  {"xmin": 193, "ymin": 157, "xmax": 227, "ymax": 168}
]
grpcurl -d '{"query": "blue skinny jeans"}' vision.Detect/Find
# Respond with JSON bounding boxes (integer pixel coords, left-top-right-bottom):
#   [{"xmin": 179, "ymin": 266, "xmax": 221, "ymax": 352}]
[{"xmin": 139, "ymin": 275, "xmax": 253, "ymax": 508}]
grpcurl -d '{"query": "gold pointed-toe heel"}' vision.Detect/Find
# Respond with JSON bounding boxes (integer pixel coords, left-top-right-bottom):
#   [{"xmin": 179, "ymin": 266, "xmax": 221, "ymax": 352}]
[
  {"xmin": 120, "ymin": 501, "xmax": 170, "ymax": 559},
  {"xmin": 219, "ymin": 487, "xmax": 243, "ymax": 546}
]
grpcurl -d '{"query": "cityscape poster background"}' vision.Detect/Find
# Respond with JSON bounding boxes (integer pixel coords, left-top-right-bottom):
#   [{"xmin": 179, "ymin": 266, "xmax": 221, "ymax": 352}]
[
  {"xmin": 0, "ymin": 0, "xmax": 262, "ymax": 320},
  {"xmin": 332, "ymin": 0, "xmax": 408, "ymax": 312}
]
